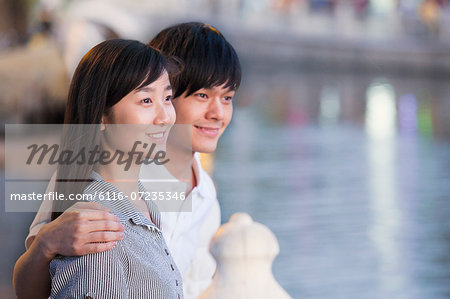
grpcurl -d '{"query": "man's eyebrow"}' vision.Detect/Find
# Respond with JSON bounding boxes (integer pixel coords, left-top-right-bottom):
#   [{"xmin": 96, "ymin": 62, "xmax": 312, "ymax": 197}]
[
  {"xmin": 221, "ymin": 87, "xmax": 236, "ymax": 95},
  {"xmin": 201, "ymin": 86, "xmax": 236, "ymax": 93}
]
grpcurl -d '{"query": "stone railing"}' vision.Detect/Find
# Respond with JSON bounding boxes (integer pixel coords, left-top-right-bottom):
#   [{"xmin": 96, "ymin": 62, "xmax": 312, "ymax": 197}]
[{"xmin": 199, "ymin": 213, "xmax": 291, "ymax": 299}]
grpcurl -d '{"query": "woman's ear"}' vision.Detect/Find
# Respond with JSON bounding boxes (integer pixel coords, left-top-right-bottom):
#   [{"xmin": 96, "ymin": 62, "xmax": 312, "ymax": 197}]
[{"xmin": 100, "ymin": 117, "xmax": 106, "ymax": 131}]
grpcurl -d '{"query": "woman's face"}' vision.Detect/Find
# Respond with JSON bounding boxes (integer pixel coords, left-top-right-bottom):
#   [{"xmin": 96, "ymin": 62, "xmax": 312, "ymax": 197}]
[{"xmin": 101, "ymin": 71, "xmax": 176, "ymax": 157}]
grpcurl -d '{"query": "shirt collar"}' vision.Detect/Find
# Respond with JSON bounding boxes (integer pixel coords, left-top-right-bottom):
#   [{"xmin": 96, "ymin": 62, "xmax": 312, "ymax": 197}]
[
  {"xmin": 192, "ymin": 153, "xmax": 200, "ymax": 185},
  {"xmin": 192, "ymin": 153, "xmax": 206, "ymax": 199},
  {"xmin": 85, "ymin": 171, "xmax": 161, "ymax": 231}
]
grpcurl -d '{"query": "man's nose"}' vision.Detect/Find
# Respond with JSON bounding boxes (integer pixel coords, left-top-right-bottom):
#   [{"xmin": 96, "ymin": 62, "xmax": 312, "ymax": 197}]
[{"xmin": 206, "ymin": 98, "xmax": 224, "ymax": 121}]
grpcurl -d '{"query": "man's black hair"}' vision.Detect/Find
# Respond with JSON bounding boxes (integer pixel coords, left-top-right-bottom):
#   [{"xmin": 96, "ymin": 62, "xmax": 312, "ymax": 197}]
[{"xmin": 149, "ymin": 22, "xmax": 241, "ymax": 98}]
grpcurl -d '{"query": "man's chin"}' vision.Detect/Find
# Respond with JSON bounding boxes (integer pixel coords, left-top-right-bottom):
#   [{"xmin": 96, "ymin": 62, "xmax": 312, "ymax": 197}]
[{"xmin": 192, "ymin": 143, "xmax": 218, "ymax": 154}]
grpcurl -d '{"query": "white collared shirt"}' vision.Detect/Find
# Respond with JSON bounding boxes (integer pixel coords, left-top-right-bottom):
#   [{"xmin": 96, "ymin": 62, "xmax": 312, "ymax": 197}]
[
  {"xmin": 161, "ymin": 153, "xmax": 221, "ymax": 299},
  {"xmin": 26, "ymin": 153, "xmax": 220, "ymax": 299}
]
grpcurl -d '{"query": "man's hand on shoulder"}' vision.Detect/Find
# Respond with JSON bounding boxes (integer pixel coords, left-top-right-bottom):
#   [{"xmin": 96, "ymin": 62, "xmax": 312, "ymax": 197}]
[{"xmin": 33, "ymin": 202, "xmax": 125, "ymax": 259}]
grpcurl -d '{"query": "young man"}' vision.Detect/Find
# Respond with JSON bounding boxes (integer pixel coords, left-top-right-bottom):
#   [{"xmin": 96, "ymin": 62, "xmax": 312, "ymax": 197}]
[{"xmin": 13, "ymin": 22, "xmax": 241, "ymax": 299}]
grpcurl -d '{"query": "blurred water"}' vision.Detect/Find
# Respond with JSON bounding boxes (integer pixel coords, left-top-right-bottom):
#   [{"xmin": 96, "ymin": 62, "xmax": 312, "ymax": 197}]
[{"xmin": 213, "ymin": 67, "xmax": 450, "ymax": 299}]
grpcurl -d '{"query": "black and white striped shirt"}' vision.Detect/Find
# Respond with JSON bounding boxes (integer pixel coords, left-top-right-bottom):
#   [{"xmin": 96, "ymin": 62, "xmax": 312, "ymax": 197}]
[{"xmin": 50, "ymin": 171, "xmax": 184, "ymax": 299}]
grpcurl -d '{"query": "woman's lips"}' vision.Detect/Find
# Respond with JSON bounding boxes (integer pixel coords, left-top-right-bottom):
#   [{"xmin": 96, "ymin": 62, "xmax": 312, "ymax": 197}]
[
  {"xmin": 145, "ymin": 131, "xmax": 166, "ymax": 143},
  {"xmin": 194, "ymin": 125, "xmax": 220, "ymax": 137}
]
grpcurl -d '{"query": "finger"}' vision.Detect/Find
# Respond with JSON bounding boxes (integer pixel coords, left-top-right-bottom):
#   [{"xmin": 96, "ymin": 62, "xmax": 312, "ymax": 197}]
[
  {"xmin": 86, "ymin": 231, "xmax": 124, "ymax": 243},
  {"xmin": 70, "ymin": 201, "xmax": 111, "ymax": 212},
  {"xmin": 87, "ymin": 220, "xmax": 125, "ymax": 232},
  {"xmin": 82, "ymin": 241, "xmax": 118, "ymax": 254},
  {"xmin": 82, "ymin": 210, "xmax": 121, "ymax": 222}
]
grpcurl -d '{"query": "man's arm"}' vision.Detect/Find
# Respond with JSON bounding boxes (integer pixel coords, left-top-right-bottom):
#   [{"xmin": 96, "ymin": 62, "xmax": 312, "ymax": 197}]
[{"xmin": 13, "ymin": 202, "xmax": 125, "ymax": 299}]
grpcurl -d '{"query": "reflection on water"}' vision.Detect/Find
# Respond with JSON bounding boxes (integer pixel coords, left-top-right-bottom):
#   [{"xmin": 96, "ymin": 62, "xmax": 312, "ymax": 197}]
[
  {"xmin": 319, "ymin": 85, "xmax": 341, "ymax": 125},
  {"xmin": 398, "ymin": 93, "xmax": 418, "ymax": 134},
  {"xmin": 212, "ymin": 67, "xmax": 450, "ymax": 298},
  {"xmin": 365, "ymin": 81, "xmax": 396, "ymax": 140}
]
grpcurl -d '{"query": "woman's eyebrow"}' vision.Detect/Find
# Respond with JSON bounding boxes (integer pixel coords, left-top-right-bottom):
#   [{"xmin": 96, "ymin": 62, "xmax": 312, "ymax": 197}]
[
  {"xmin": 136, "ymin": 85, "xmax": 172, "ymax": 92},
  {"xmin": 136, "ymin": 87, "xmax": 154, "ymax": 93}
]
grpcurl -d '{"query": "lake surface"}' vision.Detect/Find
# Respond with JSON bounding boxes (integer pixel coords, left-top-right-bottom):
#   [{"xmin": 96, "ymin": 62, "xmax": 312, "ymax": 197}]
[{"xmin": 212, "ymin": 66, "xmax": 450, "ymax": 298}]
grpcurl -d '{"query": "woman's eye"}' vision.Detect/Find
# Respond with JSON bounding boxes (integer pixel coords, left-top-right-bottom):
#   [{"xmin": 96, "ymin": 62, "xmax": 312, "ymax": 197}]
[
  {"xmin": 165, "ymin": 95, "xmax": 172, "ymax": 102},
  {"xmin": 142, "ymin": 98, "xmax": 152, "ymax": 104},
  {"xmin": 224, "ymin": 96, "xmax": 233, "ymax": 102}
]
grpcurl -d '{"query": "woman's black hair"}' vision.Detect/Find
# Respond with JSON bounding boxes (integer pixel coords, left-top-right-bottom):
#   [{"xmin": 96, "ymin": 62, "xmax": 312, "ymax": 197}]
[
  {"xmin": 149, "ymin": 22, "xmax": 241, "ymax": 99},
  {"xmin": 52, "ymin": 39, "xmax": 167, "ymax": 220}
]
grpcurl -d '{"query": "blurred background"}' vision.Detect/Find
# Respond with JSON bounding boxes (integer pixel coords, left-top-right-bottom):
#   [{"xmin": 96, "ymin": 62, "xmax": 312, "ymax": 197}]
[{"xmin": 1, "ymin": 0, "xmax": 450, "ymax": 298}]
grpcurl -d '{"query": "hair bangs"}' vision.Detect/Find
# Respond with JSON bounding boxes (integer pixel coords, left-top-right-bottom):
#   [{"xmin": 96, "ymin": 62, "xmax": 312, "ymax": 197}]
[
  {"xmin": 149, "ymin": 22, "xmax": 241, "ymax": 99},
  {"xmin": 136, "ymin": 50, "xmax": 167, "ymax": 90},
  {"xmin": 106, "ymin": 41, "xmax": 167, "ymax": 109}
]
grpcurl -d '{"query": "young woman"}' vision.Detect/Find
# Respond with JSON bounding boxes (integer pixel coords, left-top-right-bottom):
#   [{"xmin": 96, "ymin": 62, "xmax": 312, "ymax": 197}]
[{"xmin": 49, "ymin": 39, "xmax": 183, "ymax": 298}]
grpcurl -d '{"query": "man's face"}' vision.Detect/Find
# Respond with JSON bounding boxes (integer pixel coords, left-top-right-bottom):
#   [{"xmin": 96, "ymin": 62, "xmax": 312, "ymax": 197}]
[{"xmin": 172, "ymin": 83, "xmax": 235, "ymax": 153}]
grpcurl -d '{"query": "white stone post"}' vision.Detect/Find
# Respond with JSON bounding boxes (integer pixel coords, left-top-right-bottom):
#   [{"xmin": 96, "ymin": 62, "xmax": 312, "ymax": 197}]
[{"xmin": 199, "ymin": 213, "xmax": 292, "ymax": 299}]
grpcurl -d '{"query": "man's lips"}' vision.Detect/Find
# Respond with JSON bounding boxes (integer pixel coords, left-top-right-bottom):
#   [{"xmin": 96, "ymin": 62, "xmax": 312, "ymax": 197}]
[{"xmin": 194, "ymin": 125, "xmax": 220, "ymax": 136}]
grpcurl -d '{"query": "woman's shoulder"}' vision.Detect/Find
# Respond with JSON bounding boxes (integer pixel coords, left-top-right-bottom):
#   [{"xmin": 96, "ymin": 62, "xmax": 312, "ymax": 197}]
[
  {"xmin": 49, "ymin": 241, "xmax": 129, "ymax": 298},
  {"xmin": 50, "ymin": 239, "xmax": 128, "ymax": 277}
]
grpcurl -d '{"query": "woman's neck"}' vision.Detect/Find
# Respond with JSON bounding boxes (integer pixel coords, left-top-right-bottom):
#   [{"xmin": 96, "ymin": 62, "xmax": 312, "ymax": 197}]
[{"xmin": 95, "ymin": 156, "xmax": 141, "ymax": 197}]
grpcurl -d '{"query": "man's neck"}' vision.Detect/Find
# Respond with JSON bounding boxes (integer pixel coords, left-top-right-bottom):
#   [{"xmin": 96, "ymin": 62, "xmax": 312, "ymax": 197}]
[{"xmin": 165, "ymin": 141, "xmax": 197, "ymax": 194}]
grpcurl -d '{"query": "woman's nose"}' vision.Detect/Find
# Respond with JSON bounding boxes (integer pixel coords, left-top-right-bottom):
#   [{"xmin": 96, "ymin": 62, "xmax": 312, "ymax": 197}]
[{"xmin": 153, "ymin": 103, "xmax": 172, "ymax": 125}]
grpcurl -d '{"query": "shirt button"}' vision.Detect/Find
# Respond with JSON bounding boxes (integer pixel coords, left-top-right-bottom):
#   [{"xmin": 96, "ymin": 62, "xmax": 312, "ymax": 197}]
[
  {"xmin": 171, "ymin": 264, "xmax": 175, "ymax": 271},
  {"xmin": 86, "ymin": 297, "xmax": 93, "ymax": 299},
  {"xmin": 164, "ymin": 248, "xmax": 169, "ymax": 255},
  {"xmin": 175, "ymin": 280, "xmax": 179, "ymax": 286},
  {"xmin": 178, "ymin": 294, "xmax": 181, "ymax": 299}
]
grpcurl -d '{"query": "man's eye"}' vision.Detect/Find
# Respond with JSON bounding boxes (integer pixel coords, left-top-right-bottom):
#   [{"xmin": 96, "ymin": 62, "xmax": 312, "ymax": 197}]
[
  {"xmin": 224, "ymin": 96, "xmax": 233, "ymax": 102},
  {"xmin": 196, "ymin": 93, "xmax": 207, "ymax": 99},
  {"xmin": 142, "ymin": 98, "xmax": 152, "ymax": 104}
]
